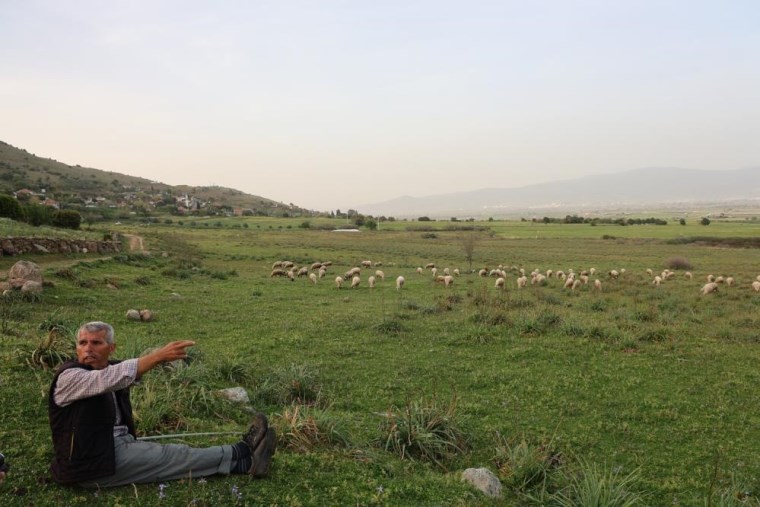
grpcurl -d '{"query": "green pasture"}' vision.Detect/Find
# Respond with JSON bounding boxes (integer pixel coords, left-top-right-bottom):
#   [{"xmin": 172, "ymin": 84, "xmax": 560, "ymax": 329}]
[{"xmin": 1, "ymin": 220, "xmax": 759, "ymax": 505}]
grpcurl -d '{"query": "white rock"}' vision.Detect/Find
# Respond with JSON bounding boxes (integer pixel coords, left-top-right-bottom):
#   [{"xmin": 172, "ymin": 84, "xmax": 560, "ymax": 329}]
[
  {"xmin": 462, "ymin": 468, "xmax": 502, "ymax": 499},
  {"xmin": 126, "ymin": 309, "xmax": 141, "ymax": 320},
  {"xmin": 217, "ymin": 387, "xmax": 250, "ymax": 404}
]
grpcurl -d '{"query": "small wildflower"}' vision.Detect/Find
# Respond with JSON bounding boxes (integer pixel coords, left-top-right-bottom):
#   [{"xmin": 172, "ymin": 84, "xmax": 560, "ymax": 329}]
[
  {"xmin": 158, "ymin": 483, "xmax": 168, "ymax": 500},
  {"xmin": 231, "ymin": 484, "xmax": 243, "ymax": 501},
  {"xmin": 377, "ymin": 485, "xmax": 385, "ymax": 494},
  {"xmin": 198, "ymin": 478, "xmax": 207, "ymax": 485}
]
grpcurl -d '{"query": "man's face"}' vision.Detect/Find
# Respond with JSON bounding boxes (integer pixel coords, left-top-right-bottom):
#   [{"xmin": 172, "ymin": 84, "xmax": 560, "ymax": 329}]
[{"xmin": 76, "ymin": 329, "xmax": 115, "ymax": 370}]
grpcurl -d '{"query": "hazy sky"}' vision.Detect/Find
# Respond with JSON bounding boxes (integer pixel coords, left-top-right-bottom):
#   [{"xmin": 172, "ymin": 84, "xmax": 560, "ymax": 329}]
[{"xmin": 2, "ymin": 1, "xmax": 759, "ymax": 211}]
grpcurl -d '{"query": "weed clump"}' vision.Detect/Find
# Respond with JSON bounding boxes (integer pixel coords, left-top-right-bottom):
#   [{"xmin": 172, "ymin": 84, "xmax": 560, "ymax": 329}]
[
  {"xmin": 273, "ymin": 403, "xmax": 350, "ymax": 452},
  {"xmin": 374, "ymin": 318, "xmax": 407, "ymax": 336},
  {"xmin": 493, "ymin": 435, "xmax": 561, "ymax": 491},
  {"xmin": 666, "ymin": 256, "xmax": 693, "ymax": 270},
  {"xmin": 256, "ymin": 363, "xmax": 323, "ymax": 406},
  {"xmin": 378, "ymin": 396, "xmax": 468, "ymax": 469}
]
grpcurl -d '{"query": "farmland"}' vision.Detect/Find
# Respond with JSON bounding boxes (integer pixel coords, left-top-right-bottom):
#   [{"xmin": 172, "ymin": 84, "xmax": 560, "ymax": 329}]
[{"xmin": 1, "ymin": 216, "xmax": 759, "ymax": 505}]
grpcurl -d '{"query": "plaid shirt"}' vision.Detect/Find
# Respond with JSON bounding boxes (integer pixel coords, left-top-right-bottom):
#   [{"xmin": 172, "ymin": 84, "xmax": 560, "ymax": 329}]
[{"xmin": 54, "ymin": 359, "xmax": 138, "ymax": 407}]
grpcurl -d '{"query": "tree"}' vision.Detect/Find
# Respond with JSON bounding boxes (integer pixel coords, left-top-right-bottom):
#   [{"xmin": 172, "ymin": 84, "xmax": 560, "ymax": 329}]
[
  {"xmin": 701, "ymin": 217, "xmax": 711, "ymax": 226},
  {"xmin": 364, "ymin": 218, "xmax": 377, "ymax": 230},
  {"xmin": 52, "ymin": 210, "xmax": 82, "ymax": 230},
  {"xmin": 462, "ymin": 233, "xmax": 478, "ymax": 271},
  {"xmin": 679, "ymin": 218, "xmax": 686, "ymax": 226},
  {"xmin": 0, "ymin": 194, "xmax": 24, "ymax": 221}
]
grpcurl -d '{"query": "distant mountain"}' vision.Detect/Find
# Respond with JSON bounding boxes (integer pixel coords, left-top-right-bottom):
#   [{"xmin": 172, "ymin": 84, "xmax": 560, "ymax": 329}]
[
  {"xmin": 358, "ymin": 167, "xmax": 760, "ymax": 218},
  {"xmin": 0, "ymin": 140, "xmax": 308, "ymax": 215}
]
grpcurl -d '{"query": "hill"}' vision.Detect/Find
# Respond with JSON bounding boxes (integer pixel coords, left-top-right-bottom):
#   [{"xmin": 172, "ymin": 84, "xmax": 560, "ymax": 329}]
[
  {"xmin": 0, "ymin": 140, "xmax": 309, "ymax": 216},
  {"xmin": 358, "ymin": 167, "xmax": 760, "ymax": 218}
]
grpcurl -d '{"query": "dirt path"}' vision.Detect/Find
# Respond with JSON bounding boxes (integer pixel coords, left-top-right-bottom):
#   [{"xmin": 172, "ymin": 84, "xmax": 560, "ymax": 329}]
[{"xmin": 122, "ymin": 234, "xmax": 146, "ymax": 252}]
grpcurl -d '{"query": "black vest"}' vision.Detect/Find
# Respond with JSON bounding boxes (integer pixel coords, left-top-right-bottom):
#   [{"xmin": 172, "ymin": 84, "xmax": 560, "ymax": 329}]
[{"xmin": 48, "ymin": 360, "xmax": 136, "ymax": 485}]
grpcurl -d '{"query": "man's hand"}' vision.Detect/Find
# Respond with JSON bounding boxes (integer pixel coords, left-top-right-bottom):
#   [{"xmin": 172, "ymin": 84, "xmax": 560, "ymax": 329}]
[{"xmin": 137, "ymin": 340, "xmax": 196, "ymax": 377}]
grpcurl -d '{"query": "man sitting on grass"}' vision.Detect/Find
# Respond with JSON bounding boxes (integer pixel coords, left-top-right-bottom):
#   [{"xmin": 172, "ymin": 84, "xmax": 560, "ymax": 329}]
[{"xmin": 48, "ymin": 321, "xmax": 275, "ymax": 487}]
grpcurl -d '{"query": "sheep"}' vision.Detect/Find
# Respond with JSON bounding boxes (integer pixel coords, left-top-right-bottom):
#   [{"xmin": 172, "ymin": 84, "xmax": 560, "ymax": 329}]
[
  {"xmin": 589, "ymin": 268, "xmax": 597, "ymax": 276},
  {"xmin": 546, "ymin": 269, "xmax": 553, "ymax": 278},
  {"xmin": 351, "ymin": 275, "xmax": 361, "ymax": 288},
  {"xmin": 368, "ymin": 275, "xmax": 376, "ymax": 288},
  {"xmin": 652, "ymin": 276, "xmax": 662, "ymax": 286},
  {"xmin": 478, "ymin": 269, "xmax": 488, "ymax": 277},
  {"xmin": 726, "ymin": 277, "xmax": 734, "ymax": 286},
  {"xmin": 287, "ymin": 270, "xmax": 295, "ymax": 281},
  {"xmin": 571, "ymin": 279, "xmax": 582, "ymax": 291},
  {"xmin": 375, "ymin": 270, "xmax": 385, "ymax": 280},
  {"xmin": 310, "ymin": 262, "xmax": 323, "ymax": 270},
  {"xmin": 318, "ymin": 268, "xmax": 327, "ymax": 279},
  {"xmin": 700, "ymin": 282, "xmax": 719, "ymax": 295},
  {"xmin": 272, "ymin": 261, "xmax": 283, "ymax": 269},
  {"xmin": 556, "ymin": 271, "xmax": 566, "ymax": 280},
  {"xmin": 517, "ymin": 276, "xmax": 528, "ymax": 288},
  {"xmin": 416, "ymin": 267, "xmax": 424, "ymax": 275},
  {"xmin": 715, "ymin": 276, "xmax": 725, "ymax": 284},
  {"xmin": 309, "ymin": 273, "xmax": 318, "ymax": 284},
  {"xmin": 282, "ymin": 261, "xmax": 294, "ymax": 269},
  {"xmin": 361, "ymin": 260, "xmax": 372, "ymax": 268},
  {"xmin": 563, "ymin": 278, "xmax": 574, "ymax": 289},
  {"xmin": 425, "ymin": 263, "xmax": 436, "ymax": 269},
  {"xmin": 646, "ymin": 268, "xmax": 653, "ymax": 276},
  {"xmin": 593, "ymin": 279, "xmax": 602, "ymax": 291},
  {"xmin": 322, "ymin": 261, "xmax": 333, "ymax": 267},
  {"xmin": 434, "ymin": 275, "xmax": 446, "ymax": 284},
  {"xmin": 620, "ymin": 268, "xmax": 626, "ymax": 275},
  {"xmin": 707, "ymin": 274, "xmax": 715, "ymax": 283},
  {"xmin": 297, "ymin": 266, "xmax": 309, "ymax": 277},
  {"xmin": 344, "ymin": 267, "xmax": 361, "ymax": 279},
  {"xmin": 270, "ymin": 268, "xmax": 287, "ymax": 278},
  {"xmin": 685, "ymin": 271, "xmax": 692, "ymax": 279},
  {"xmin": 495, "ymin": 277, "xmax": 505, "ymax": 289},
  {"xmin": 579, "ymin": 275, "xmax": 589, "ymax": 285},
  {"xmin": 532, "ymin": 274, "xmax": 546, "ymax": 285},
  {"xmin": 443, "ymin": 267, "xmax": 450, "ymax": 276},
  {"xmin": 443, "ymin": 275, "xmax": 454, "ymax": 287},
  {"xmin": 373, "ymin": 261, "xmax": 383, "ymax": 267},
  {"xmin": 431, "ymin": 267, "xmax": 438, "ymax": 277},
  {"xmin": 335, "ymin": 276, "xmax": 344, "ymax": 289},
  {"xmin": 752, "ymin": 281, "xmax": 760, "ymax": 292},
  {"xmin": 608, "ymin": 270, "xmax": 619, "ymax": 279},
  {"xmin": 453, "ymin": 268, "xmax": 460, "ymax": 276},
  {"xmin": 756, "ymin": 275, "xmax": 760, "ymax": 283},
  {"xmin": 396, "ymin": 275, "xmax": 405, "ymax": 290}
]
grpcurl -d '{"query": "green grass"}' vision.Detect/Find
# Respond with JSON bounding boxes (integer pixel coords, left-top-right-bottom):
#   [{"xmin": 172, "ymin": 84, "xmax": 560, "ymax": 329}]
[{"xmin": 1, "ymin": 220, "xmax": 760, "ymax": 505}]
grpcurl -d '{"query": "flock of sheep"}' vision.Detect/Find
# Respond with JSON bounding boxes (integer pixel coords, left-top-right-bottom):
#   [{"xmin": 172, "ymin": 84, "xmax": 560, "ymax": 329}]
[{"xmin": 270, "ymin": 260, "xmax": 760, "ymax": 295}]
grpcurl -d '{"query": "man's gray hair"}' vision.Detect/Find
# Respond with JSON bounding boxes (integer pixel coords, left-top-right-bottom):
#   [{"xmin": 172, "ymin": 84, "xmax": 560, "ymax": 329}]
[{"xmin": 78, "ymin": 321, "xmax": 115, "ymax": 344}]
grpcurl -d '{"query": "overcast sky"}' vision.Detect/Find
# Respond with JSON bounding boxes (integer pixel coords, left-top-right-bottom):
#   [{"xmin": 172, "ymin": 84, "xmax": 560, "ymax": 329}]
[{"xmin": 2, "ymin": 1, "xmax": 759, "ymax": 211}]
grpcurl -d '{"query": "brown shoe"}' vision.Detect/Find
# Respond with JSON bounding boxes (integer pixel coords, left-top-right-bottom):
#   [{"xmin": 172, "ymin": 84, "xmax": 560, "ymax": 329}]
[
  {"xmin": 249, "ymin": 427, "xmax": 276, "ymax": 478},
  {"xmin": 242, "ymin": 413, "xmax": 268, "ymax": 454}
]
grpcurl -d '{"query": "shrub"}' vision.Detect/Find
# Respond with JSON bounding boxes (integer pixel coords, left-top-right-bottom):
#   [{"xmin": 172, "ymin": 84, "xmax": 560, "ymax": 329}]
[
  {"xmin": 493, "ymin": 436, "xmax": 561, "ymax": 491},
  {"xmin": 52, "ymin": 210, "xmax": 82, "ymax": 229},
  {"xmin": 666, "ymin": 256, "xmax": 693, "ymax": 270},
  {"xmin": 378, "ymin": 396, "xmax": 467, "ymax": 468},
  {"xmin": 0, "ymin": 194, "xmax": 24, "ymax": 220},
  {"xmin": 273, "ymin": 403, "xmax": 350, "ymax": 452}
]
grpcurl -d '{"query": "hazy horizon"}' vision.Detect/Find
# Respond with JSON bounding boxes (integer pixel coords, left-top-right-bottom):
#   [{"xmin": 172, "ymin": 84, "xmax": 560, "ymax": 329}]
[{"xmin": 2, "ymin": 1, "xmax": 759, "ymax": 211}]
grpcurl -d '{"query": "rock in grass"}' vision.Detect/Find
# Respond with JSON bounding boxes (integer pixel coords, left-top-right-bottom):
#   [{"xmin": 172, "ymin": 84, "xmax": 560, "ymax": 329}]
[
  {"xmin": 126, "ymin": 309, "xmax": 141, "ymax": 321},
  {"xmin": 217, "ymin": 387, "xmax": 250, "ymax": 404},
  {"xmin": 139, "ymin": 309, "xmax": 154, "ymax": 322},
  {"xmin": 462, "ymin": 468, "xmax": 502, "ymax": 499},
  {"xmin": 20, "ymin": 280, "xmax": 43, "ymax": 294}
]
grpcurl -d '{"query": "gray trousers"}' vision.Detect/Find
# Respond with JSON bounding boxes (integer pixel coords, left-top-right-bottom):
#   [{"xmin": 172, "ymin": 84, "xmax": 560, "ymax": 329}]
[{"xmin": 80, "ymin": 434, "xmax": 237, "ymax": 488}]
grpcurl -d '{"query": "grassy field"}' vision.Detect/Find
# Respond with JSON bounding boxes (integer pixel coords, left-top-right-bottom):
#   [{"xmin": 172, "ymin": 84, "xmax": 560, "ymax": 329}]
[{"xmin": 1, "ymin": 218, "xmax": 759, "ymax": 506}]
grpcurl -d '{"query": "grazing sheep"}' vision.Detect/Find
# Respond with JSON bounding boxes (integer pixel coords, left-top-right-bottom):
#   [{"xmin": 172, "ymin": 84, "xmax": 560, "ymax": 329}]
[
  {"xmin": 443, "ymin": 267, "xmax": 450, "ymax": 276},
  {"xmin": 297, "ymin": 266, "xmax": 309, "ymax": 277},
  {"xmin": 646, "ymin": 268, "xmax": 653, "ymax": 276},
  {"xmin": 478, "ymin": 269, "xmax": 488, "ymax": 277},
  {"xmin": 715, "ymin": 276, "xmax": 725, "ymax": 284},
  {"xmin": 685, "ymin": 271, "xmax": 692, "ymax": 279},
  {"xmin": 309, "ymin": 273, "xmax": 318, "ymax": 284},
  {"xmin": 564, "ymin": 278, "xmax": 574, "ymax": 289},
  {"xmin": 443, "ymin": 275, "xmax": 454, "ymax": 287},
  {"xmin": 431, "ymin": 267, "xmax": 438, "ymax": 277},
  {"xmin": 318, "ymin": 268, "xmax": 327, "ymax": 279},
  {"xmin": 270, "ymin": 269, "xmax": 287, "ymax": 278},
  {"xmin": 519, "ymin": 268, "xmax": 526, "ymax": 276},
  {"xmin": 752, "ymin": 281, "xmax": 760, "ymax": 292},
  {"xmin": 368, "ymin": 275, "xmax": 376, "ymax": 288},
  {"xmin": 546, "ymin": 269, "xmax": 553, "ymax": 278},
  {"xmin": 272, "ymin": 261, "xmax": 283, "ymax": 269},
  {"xmin": 707, "ymin": 274, "xmax": 715, "ymax": 283},
  {"xmin": 579, "ymin": 275, "xmax": 589, "ymax": 285},
  {"xmin": 434, "ymin": 275, "xmax": 446, "ymax": 284},
  {"xmin": 287, "ymin": 270, "xmax": 295, "ymax": 281},
  {"xmin": 351, "ymin": 276, "xmax": 361, "ymax": 288},
  {"xmin": 335, "ymin": 276, "xmax": 344, "ymax": 289},
  {"xmin": 532, "ymin": 274, "xmax": 546, "ymax": 285},
  {"xmin": 593, "ymin": 279, "xmax": 602, "ymax": 291},
  {"xmin": 375, "ymin": 270, "xmax": 385, "ymax": 280},
  {"xmin": 726, "ymin": 277, "xmax": 735, "ymax": 286},
  {"xmin": 700, "ymin": 282, "xmax": 719, "ymax": 295},
  {"xmin": 373, "ymin": 261, "xmax": 383, "ymax": 267},
  {"xmin": 620, "ymin": 268, "xmax": 626, "ymax": 274},
  {"xmin": 282, "ymin": 261, "xmax": 294, "ymax": 269},
  {"xmin": 453, "ymin": 268, "xmax": 460, "ymax": 276},
  {"xmin": 344, "ymin": 267, "xmax": 361, "ymax": 279},
  {"xmin": 557, "ymin": 271, "xmax": 566, "ymax": 280},
  {"xmin": 322, "ymin": 261, "xmax": 333, "ymax": 267},
  {"xmin": 361, "ymin": 260, "xmax": 372, "ymax": 268},
  {"xmin": 416, "ymin": 267, "xmax": 424, "ymax": 275},
  {"xmin": 517, "ymin": 276, "xmax": 528, "ymax": 288},
  {"xmin": 608, "ymin": 270, "xmax": 619, "ymax": 279},
  {"xmin": 571, "ymin": 279, "xmax": 582, "ymax": 291},
  {"xmin": 425, "ymin": 263, "xmax": 436, "ymax": 269},
  {"xmin": 652, "ymin": 276, "xmax": 662, "ymax": 286},
  {"xmin": 589, "ymin": 268, "xmax": 597, "ymax": 276},
  {"xmin": 311, "ymin": 262, "xmax": 323, "ymax": 270},
  {"xmin": 396, "ymin": 276, "xmax": 405, "ymax": 290},
  {"xmin": 756, "ymin": 275, "xmax": 760, "ymax": 282},
  {"xmin": 495, "ymin": 277, "xmax": 505, "ymax": 289}
]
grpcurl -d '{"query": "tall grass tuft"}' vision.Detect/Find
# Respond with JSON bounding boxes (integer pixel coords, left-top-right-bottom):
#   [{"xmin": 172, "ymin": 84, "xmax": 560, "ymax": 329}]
[
  {"xmin": 256, "ymin": 363, "xmax": 323, "ymax": 406},
  {"xmin": 553, "ymin": 461, "xmax": 647, "ymax": 507},
  {"xmin": 273, "ymin": 403, "xmax": 351, "ymax": 452},
  {"xmin": 493, "ymin": 435, "xmax": 561, "ymax": 491},
  {"xmin": 378, "ymin": 396, "xmax": 468, "ymax": 469}
]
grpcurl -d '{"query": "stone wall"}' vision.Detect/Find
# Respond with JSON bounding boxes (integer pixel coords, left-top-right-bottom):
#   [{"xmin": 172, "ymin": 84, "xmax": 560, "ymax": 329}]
[{"xmin": 0, "ymin": 237, "xmax": 121, "ymax": 256}]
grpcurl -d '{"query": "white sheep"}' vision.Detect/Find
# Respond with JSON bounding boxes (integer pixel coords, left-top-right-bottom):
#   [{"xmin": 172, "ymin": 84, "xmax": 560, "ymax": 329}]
[
  {"xmin": 396, "ymin": 275, "xmax": 405, "ymax": 290},
  {"xmin": 707, "ymin": 274, "xmax": 715, "ymax": 283},
  {"xmin": 431, "ymin": 267, "xmax": 438, "ymax": 277},
  {"xmin": 652, "ymin": 276, "xmax": 662, "ymax": 286},
  {"xmin": 287, "ymin": 270, "xmax": 295, "ymax": 281},
  {"xmin": 318, "ymin": 268, "xmax": 327, "ymax": 279},
  {"xmin": 272, "ymin": 261, "xmax": 283, "ymax": 269},
  {"xmin": 375, "ymin": 270, "xmax": 385, "ymax": 280},
  {"xmin": 368, "ymin": 275, "xmax": 376, "ymax": 288},
  {"xmin": 571, "ymin": 279, "xmax": 582, "ymax": 291},
  {"xmin": 593, "ymin": 279, "xmax": 602, "ymax": 291},
  {"xmin": 453, "ymin": 268, "xmax": 460, "ymax": 276},
  {"xmin": 425, "ymin": 263, "xmax": 436, "ymax": 269},
  {"xmin": 620, "ymin": 268, "xmax": 626, "ymax": 274},
  {"xmin": 517, "ymin": 276, "xmax": 528, "ymax": 288},
  {"xmin": 564, "ymin": 278, "xmax": 574, "ymax": 289},
  {"xmin": 351, "ymin": 275, "xmax": 361, "ymax": 288},
  {"xmin": 608, "ymin": 270, "xmax": 619, "ymax": 279},
  {"xmin": 309, "ymin": 273, "xmax": 318, "ymax": 284},
  {"xmin": 546, "ymin": 269, "xmax": 553, "ymax": 278},
  {"xmin": 416, "ymin": 267, "xmax": 423, "ymax": 275},
  {"xmin": 443, "ymin": 267, "xmax": 450, "ymax": 276},
  {"xmin": 443, "ymin": 275, "xmax": 454, "ymax": 287},
  {"xmin": 495, "ymin": 277, "xmax": 505, "ymax": 289},
  {"xmin": 725, "ymin": 277, "xmax": 734, "ymax": 286},
  {"xmin": 556, "ymin": 271, "xmax": 566, "ymax": 280},
  {"xmin": 589, "ymin": 268, "xmax": 597, "ymax": 276},
  {"xmin": 297, "ymin": 266, "xmax": 309, "ymax": 277},
  {"xmin": 646, "ymin": 268, "xmax": 653, "ymax": 276},
  {"xmin": 311, "ymin": 262, "xmax": 323, "ymax": 270},
  {"xmin": 752, "ymin": 281, "xmax": 760, "ymax": 292},
  {"xmin": 700, "ymin": 282, "xmax": 719, "ymax": 295},
  {"xmin": 685, "ymin": 271, "xmax": 692, "ymax": 280},
  {"xmin": 478, "ymin": 269, "xmax": 488, "ymax": 277},
  {"xmin": 579, "ymin": 275, "xmax": 589, "ymax": 285},
  {"xmin": 756, "ymin": 275, "xmax": 760, "ymax": 283},
  {"xmin": 335, "ymin": 276, "xmax": 344, "ymax": 289},
  {"xmin": 361, "ymin": 260, "xmax": 372, "ymax": 268},
  {"xmin": 715, "ymin": 276, "xmax": 725, "ymax": 284}
]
